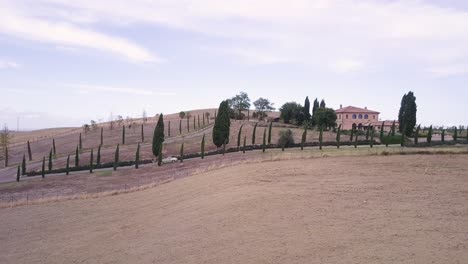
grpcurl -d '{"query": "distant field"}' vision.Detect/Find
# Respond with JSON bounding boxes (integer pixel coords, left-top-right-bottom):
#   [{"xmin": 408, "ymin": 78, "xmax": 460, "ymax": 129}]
[{"xmin": 1, "ymin": 153, "xmax": 467, "ymax": 263}]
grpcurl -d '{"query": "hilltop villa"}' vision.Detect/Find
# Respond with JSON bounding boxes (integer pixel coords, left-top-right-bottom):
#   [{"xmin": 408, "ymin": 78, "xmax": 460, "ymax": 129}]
[{"xmin": 335, "ymin": 105, "xmax": 398, "ymax": 132}]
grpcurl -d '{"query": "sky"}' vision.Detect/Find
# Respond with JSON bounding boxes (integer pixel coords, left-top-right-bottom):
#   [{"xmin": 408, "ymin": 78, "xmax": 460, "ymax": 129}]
[{"xmin": 1, "ymin": 0, "xmax": 468, "ymax": 130}]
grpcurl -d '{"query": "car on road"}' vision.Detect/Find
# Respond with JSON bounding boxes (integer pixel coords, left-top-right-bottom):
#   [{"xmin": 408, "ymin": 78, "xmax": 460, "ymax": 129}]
[{"xmin": 162, "ymin": 156, "xmax": 178, "ymax": 164}]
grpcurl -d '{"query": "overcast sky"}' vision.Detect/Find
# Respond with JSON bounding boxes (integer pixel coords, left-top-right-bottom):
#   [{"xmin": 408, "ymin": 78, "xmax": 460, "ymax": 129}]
[{"xmin": 1, "ymin": 0, "xmax": 468, "ymax": 130}]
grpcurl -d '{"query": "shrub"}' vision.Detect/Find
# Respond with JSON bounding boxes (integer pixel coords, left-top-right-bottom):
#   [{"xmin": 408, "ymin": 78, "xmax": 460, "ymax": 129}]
[{"xmin": 278, "ymin": 129, "xmax": 294, "ymax": 150}]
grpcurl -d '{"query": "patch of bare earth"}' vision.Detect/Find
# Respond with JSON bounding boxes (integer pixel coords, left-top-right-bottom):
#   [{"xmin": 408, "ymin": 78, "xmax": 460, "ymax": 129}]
[{"xmin": 1, "ymin": 154, "xmax": 467, "ymax": 263}]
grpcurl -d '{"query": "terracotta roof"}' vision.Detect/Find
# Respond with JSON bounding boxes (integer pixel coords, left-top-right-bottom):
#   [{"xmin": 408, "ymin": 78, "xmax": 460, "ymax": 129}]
[{"xmin": 335, "ymin": 106, "xmax": 380, "ymax": 114}]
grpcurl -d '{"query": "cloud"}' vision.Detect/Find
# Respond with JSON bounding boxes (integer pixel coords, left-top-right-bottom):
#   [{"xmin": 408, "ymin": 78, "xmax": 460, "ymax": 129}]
[
  {"xmin": 0, "ymin": 2, "xmax": 160, "ymax": 63},
  {"xmin": 0, "ymin": 60, "xmax": 20, "ymax": 69},
  {"xmin": 69, "ymin": 84, "xmax": 176, "ymax": 96}
]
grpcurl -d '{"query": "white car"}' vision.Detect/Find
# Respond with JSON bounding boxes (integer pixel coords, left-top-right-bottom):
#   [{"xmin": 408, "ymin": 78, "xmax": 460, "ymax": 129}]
[{"xmin": 162, "ymin": 156, "xmax": 178, "ymax": 164}]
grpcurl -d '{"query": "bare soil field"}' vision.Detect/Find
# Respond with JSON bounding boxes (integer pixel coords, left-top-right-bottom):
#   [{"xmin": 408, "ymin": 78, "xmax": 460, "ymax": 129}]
[{"xmin": 1, "ymin": 154, "xmax": 467, "ymax": 264}]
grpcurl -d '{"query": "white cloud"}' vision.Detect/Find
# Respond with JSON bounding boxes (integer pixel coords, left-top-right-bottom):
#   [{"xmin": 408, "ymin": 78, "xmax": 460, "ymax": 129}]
[
  {"xmin": 69, "ymin": 84, "xmax": 176, "ymax": 96},
  {"xmin": 0, "ymin": 60, "xmax": 20, "ymax": 69},
  {"xmin": 0, "ymin": 2, "xmax": 160, "ymax": 63}
]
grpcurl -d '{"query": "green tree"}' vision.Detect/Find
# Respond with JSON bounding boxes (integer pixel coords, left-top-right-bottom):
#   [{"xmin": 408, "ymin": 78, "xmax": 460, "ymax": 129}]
[
  {"xmin": 441, "ymin": 129, "xmax": 445, "ymax": 142},
  {"xmin": 398, "ymin": 94, "xmax": 407, "ymax": 132},
  {"xmin": 336, "ymin": 125, "xmax": 341, "ymax": 149},
  {"xmin": 243, "ymin": 136, "xmax": 247, "ymax": 154},
  {"xmin": 398, "ymin": 92, "xmax": 417, "ymax": 136},
  {"xmin": 27, "ymin": 140, "xmax": 32, "ymax": 161},
  {"xmin": 41, "ymin": 156, "xmax": 45, "ymax": 178},
  {"xmin": 350, "ymin": 125, "xmax": 355, "ymax": 141},
  {"xmin": 122, "ymin": 126, "xmax": 125, "ymax": 145},
  {"xmin": 193, "ymin": 116, "xmax": 196, "ymax": 130},
  {"xmin": 237, "ymin": 125, "xmax": 243, "ymax": 150},
  {"xmin": 48, "ymin": 149, "xmax": 53, "ymax": 172},
  {"xmin": 179, "ymin": 111, "xmax": 186, "ymax": 119},
  {"xmin": 366, "ymin": 125, "xmax": 370, "ymax": 141},
  {"xmin": 152, "ymin": 114, "xmax": 165, "ymax": 157},
  {"xmin": 386, "ymin": 131, "xmax": 391, "ymax": 147},
  {"xmin": 201, "ymin": 134, "xmax": 205, "ymax": 159},
  {"xmin": 253, "ymin": 97, "xmax": 275, "ymax": 120},
  {"xmin": 66, "ymin": 155, "xmax": 70, "ymax": 175},
  {"xmin": 158, "ymin": 144, "xmax": 163, "ymax": 166},
  {"xmin": 100, "ymin": 127, "xmax": 103, "ymax": 146},
  {"xmin": 252, "ymin": 123, "xmax": 258, "ymax": 144},
  {"xmin": 304, "ymin": 96, "xmax": 311, "ymax": 122},
  {"xmin": 75, "ymin": 145, "xmax": 79, "ymax": 167},
  {"xmin": 400, "ymin": 126, "xmax": 406, "ymax": 146},
  {"xmin": 212, "ymin": 100, "xmax": 231, "ymax": 147},
  {"xmin": 454, "ymin": 126, "xmax": 458, "ymax": 141},
  {"xmin": 268, "ymin": 122, "xmax": 273, "ymax": 144},
  {"xmin": 21, "ymin": 154, "xmax": 26, "ymax": 176},
  {"xmin": 279, "ymin": 102, "xmax": 304, "ymax": 125},
  {"xmin": 16, "ymin": 165, "xmax": 20, "ymax": 182},
  {"xmin": 179, "ymin": 119, "xmax": 182, "ymax": 135},
  {"xmin": 278, "ymin": 129, "xmax": 294, "ymax": 151},
  {"xmin": 320, "ymin": 99, "xmax": 326, "ymax": 108},
  {"xmin": 414, "ymin": 125, "xmax": 420, "ymax": 145},
  {"xmin": 180, "ymin": 143, "xmax": 184, "ymax": 163},
  {"xmin": 427, "ymin": 125, "xmax": 433, "ymax": 143},
  {"xmin": 311, "ymin": 98, "xmax": 320, "ymax": 126},
  {"xmin": 313, "ymin": 108, "xmax": 337, "ymax": 129},
  {"xmin": 168, "ymin": 120, "xmax": 171, "ymax": 137},
  {"xmin": 79, "ymin": 133, "xmax": 82, "ymax": 151},
  {"xmin": 262, "ymin": 128, "xmax": 267, "ymax": 152},
  {"xmin": 52, "ymin": 138, "xmax": 57, "ymax": 158},
  {"xmin": 114, "ymin": 144, "xmax": 119, "ymax": 171},
  {"xmin": 97, "ymin": 145, "xmax": 101, "ymax": 166},
  {"xmin": 229, "ymin": 92, "xmax": 251, "ymax": 120},
  {"xmin": 319, "ymin": 125, "xmax": 323, "ymax": 150},
  {"xmin": 135, "ymin": 143, "xmax": 140, "ymax": 169},
  {"xmin": 89, "ymin": 148, "xmax": 94, "ymax": 173}
]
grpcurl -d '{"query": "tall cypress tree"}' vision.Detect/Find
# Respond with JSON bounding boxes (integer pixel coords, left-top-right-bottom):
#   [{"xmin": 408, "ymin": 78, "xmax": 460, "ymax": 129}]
[
  {"xmin": 48, "ymin": 149, "xmax": 53, "ymax": 172},
  {"xmin": 237, "ymin": 124, "xmax": 243, "ymax": 150},
  {"xmin": 21, "ymin": 154, "xmax": 26, "ymax": 176},
  {"xmin": 252, "ymin": 123, "xmax": 257, "ymax": 145},
  {"xmin": 319, "ymin": 125, "xmax": 323, "ymax": 150},
  {"xmin": 203, "ymin": 114, "xmax": 205, "ymax": 126},
  {"xmin": 414, "ymin": 125, "xmax": 420, "ymax": 145},
  {"xmin": 100, "ymin": 127, "xmax": 103, "ymax": 146},
  {"xmin": 79, "ymin": 133, "xmax": 82, "ymax": 151},
  {"xmin": 140, "ymin": 124, "xmax": 144, "ymax": 142},
  {"xmin": 243, "ymin": 136, "xmax": 247, "ymax": 154},
  {"xmin": 114, "ymin": 144, "xmax": 119, "ymax": 171},
  {"xmin": 135, "ymin": 143, "xmax": 140, "ymax": 169},
  {"xmin": 97, "ymin": 145, "xmax": 101, "ymax": 166},
  {"xmin": 262, "ymin": 128, "xmax": 266, "ymax": 153},
  {"xmin": 179, "ymin": 119, "xmax": 182, "ymax": 135},
  {"xmin": 17, "ymin": 165, "xmax": 20, "ymax": 182},
  {"xmin": 268, "ymin": 122, "xmax": 273, "ymax": 144},
  {"xmin": 66, "ymin": 155, "xmax": 70, "ymax": 175},
  {"xmin": 27, "ymin": 140, "xmax": 32, "ymax": 161},
  {"xmin": 391, "ymin": 121, "xmax": 396, "ymax": 136},
  {"xmin": 399, "ymin": 92, "xmax": 417, "ymax": 136},
  {"xmin": 454, "ymin": 126, "xmax": 458, "ymax": 141},
  {"xmin": 152, "ymin": 114, "xmax": 165, "ymax": 157},
  {"xmin": 122, "ymin": 126, "xmax": 125, "ymax": 145},
  {"xmin": 89, "ymin": 149, "xmax": 94, "ymax": 173},
  {"xmin": 212, "ymin": 100, "xmax": 231, "ymax": 148},
  {"xmin": 52, "ymin": 138, "xmax": 57, "ymax": 158},
  {"xmin": 398, "ymin": 94, "xmax": 407, "ymax": 133},
  {"xmin": 193, "ymin": 116, "xmax": 196, "ymax": 130},
  {"xmin": 180, "ymin": 143, "xmax": 184, "ymax": 163},
  {"xmin": 312, "ymin": 98, "xmax": 319, "ymax": 126},
  {"xmin": 304, "ymin": 96, "xmax": 311, "ymax": 122},
  {"xmin": 427, "ymin": 125, "xmax": 433, "ymax": 143},
  {"xmin": 441, "ymin": 129, "xmax": 445, "ymax": 142},
  {"xmin": 187, "ymin": 116, "xmax": 190, "ymax": 132},
  {"xmin": 198, "ymin": 115, "xmax": 200, "ymax": 129},
  {"xmin": 201, "ymin": 134, "xmax": 205, "ymax": 159},
  {"xmin": 336, "ymin": 125, "xmax": 341, "ymax": 149},
  {"xmin": 168, "ymin": 120, "xmax": 171, "ymax": 137},
  {"xmin": 75, "ymin": 145, "xmax": 79, "ymax": 167},
  {"xmin": 41, "ymin": 156, "xmax": 45, "ymax": 178}
]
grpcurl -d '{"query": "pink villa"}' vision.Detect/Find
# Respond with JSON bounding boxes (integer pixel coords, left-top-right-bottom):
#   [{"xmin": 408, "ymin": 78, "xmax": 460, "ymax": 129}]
[{"xmin": 335, "ymin": 105, "xmax": 398, "ymax": 132}]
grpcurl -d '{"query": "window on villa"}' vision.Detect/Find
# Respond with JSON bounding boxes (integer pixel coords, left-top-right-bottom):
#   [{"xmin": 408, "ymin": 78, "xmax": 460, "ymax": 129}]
[
  {"xmin": 352, "ymin": 114, "xmax": 356, "ymax": 119},
  {"xmin": 346, "ymin": 115, "xmax": 348, "ymax": 119},
  {"xmin": 364, "ymin": 114, "xmax": 368, "ymax": 119},
  {"xmin": 358, "ymin": 114, "xmax": 363, "ymax": 119}
]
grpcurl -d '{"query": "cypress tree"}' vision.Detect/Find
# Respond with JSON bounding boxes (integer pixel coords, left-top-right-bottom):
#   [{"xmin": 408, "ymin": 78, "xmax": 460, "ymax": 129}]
[
  {"xmin": 441, "ymin": 129, "xmax": 445, "ymax": 142},
  {"xmin": 203, "ymin": 114, "xmax": 205, "ymax": 126},
  {"xmin": 336, "ymin": 125, "xmax": 341, "ymax": 149},
  {"xmin": 179, "ymin": 119, "xmax": 182, "ymax": 135},
  {"xmin": 52, "ymin": 138, "xmax": 56, "ymax": 158},
  {"xmin": 222, "ymin": 141, "xmax": 226, "ymax": 156},
  {"xmin": 414, "ymin": 125, "xmax": 420, "ymax": 145},
  {"xmin": 354, "ymin": 131, "xmax": 358, "ymax": 148},
  {"xmin": 152, "ymin": 113, "xmax": 165, "ymax": 157},
  {"xmin": 48, "ymin": 149, "xmax": 53, "ymax": 172},
  {"xmin": 319, "ymin": 126, "xmax": 323, "ymax": 150},
  {"xmin": 198, "ymin": 115, "xmax": 200, "ymax": 129},
  {"xmin": 399, "ymin": 92, "xmax": 417, "ymax": 136},
  {"xmin": 141, "ymin": 124, "xmax": 144, "ymax": 142},
  {"xmin": 158, "ymin": 143, "xmax": 163, "ymax": 166},
  {"xmin": 168, "ymin": 120, "xmax": 171, "ymax": 137},
  {"xmin": 122, "ymin": 126, "xmax": 125, "ymax": 145},
  {"xmin": 114, "ymin": 144, "xmax": 119, "ymax": 171},
  {"xmin": 380, "ymin": 122, "xmax": 385, "ymax": 140},
  {"xmin": 21, "ymin": 154, "xmax": 26, "ymax": 176},
  {"xmin": 301, "ymin": 126, "xmax": 307, "ymax": 151},
  {"xmin": 41, "ymin": 156, "xmax": 45, "ymax": 178},
  {"xmin": 212, "ymin": 100, "xmax": 231, "ymax": 148},
  {"xmin": 454, "ymin": 126, "xmax": 458, "ymax": 141},
  {"xmin": 237, "ymin": 124, "xmax": 243, "ymax": 150},
  {"xmin": 398, "ymin": 94, "xmax": 407, "ymax": 132},
  {"xmin": 304, "ymin": 96, "xmax": 311, "ymax": 121},
  {"xmin": 243, "ymin": 136, "xmax": 246, "ymax": 154},
  {"xmin": 66, "ymin": 155, "xmax": 70, "ymax": 175},
  {"xmin": 89, "ymin": 148, "xmax": 94, "ymax": 173},
  {"xmin": 187, "ymin": 116, "xmax": 190, "ymax": 132},
  {"xmin": 180, "ymin": 143, "xmax": 184, "ymax": 163},
  {"xmin": 16, "ymin": 165, "xmax": 20, "ymax": 182},
  {"xmin": 97, "ymin": 145, "xmax": 101, "ymax": 166},
  {"xmin": 391, "ymin": 121, "xmax": 396, "ymax": 136},
  {"xmin": 79, "ymin": 133, "xmax": 82, "ymax": 151},
  {"xmin": 427, "ymin": 125, "xmax": 433, "ymax": 143},
  {"xmin": 370, "ymin": 126, "xmax": 375, "ymax": 148},
  {"xmin": 100, "ymin": 127, "xmax": 103, "ymax": 146},
  {"xmin": 27, "ymin": 140, "xmax": 32, "ymax": 161},
  {"xmin": 135, "ymin": 143, "xmax": 140, "ymax": 169},
  {"xmin": 201, "ymin": 134, "xmax": 205, "ymax": 159},
  {"xmin": 262, "ymin": 128, "xmax": 267, "ymax": 152},
  {"xmin": 366, "ymin": 125, "xmax": 370, "ymax": 141},
  {"xmin": 252, "ymin": 123, "xmax": 257, "ymax": 145},
  {"xmin": 193, "ymin": 116, "xmax": 196, "ymax": 130},
  {"xmin": 75, "ymin": 145, "xmax": 79, "ymax": 167},
  {"xmin": 268, "ymin": 122, "xmax": 273, "ymax": 144}
]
